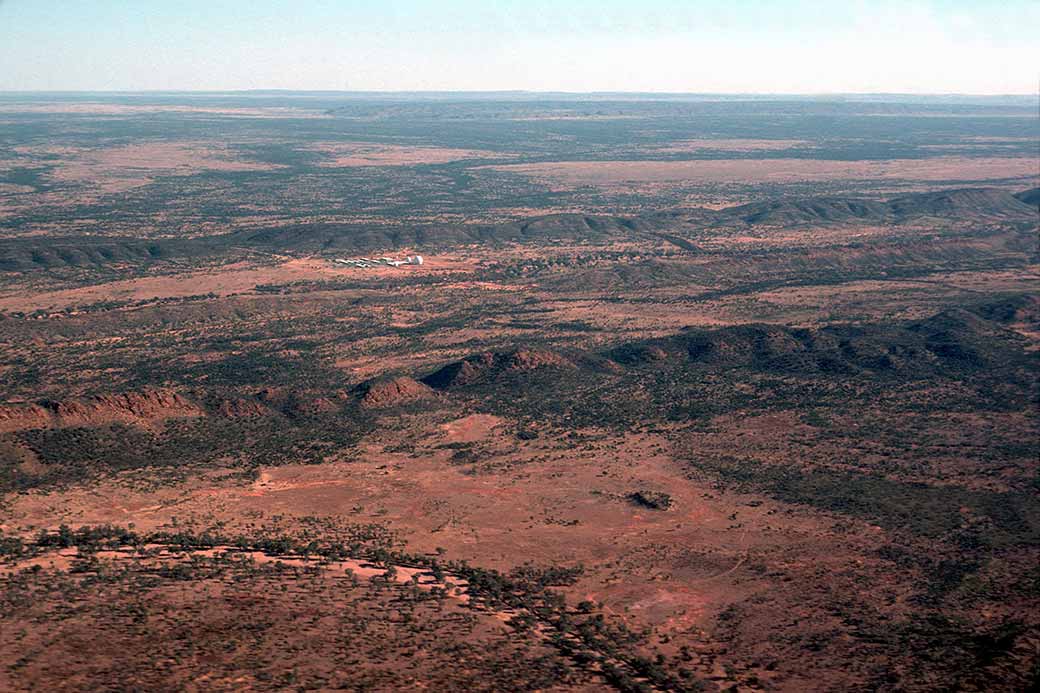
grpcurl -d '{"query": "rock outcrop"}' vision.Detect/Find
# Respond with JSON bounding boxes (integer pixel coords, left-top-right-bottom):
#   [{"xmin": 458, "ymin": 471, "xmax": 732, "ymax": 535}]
[
  {"xmin": 0, "ymin": 388, "xmax": 203, "ymax": 433},
  {"xmin": 355, "ymin": 377, "xmax": 433, "ymax": 408},
  {"xmin": 422, "ymin": 349, "xmax": 576, "ymax": 389}
]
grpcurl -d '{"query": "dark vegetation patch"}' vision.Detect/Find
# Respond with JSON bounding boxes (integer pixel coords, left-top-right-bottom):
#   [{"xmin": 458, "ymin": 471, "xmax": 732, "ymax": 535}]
[
  {"xmin": 0, "ymin": 411, "xmax": 374, "ymax": 493},
  {"xmin": 688, "ymin": 456, "xmax": 1039, "ymax": 546},
  {"xmin": 714, "ymin": 582, "xmax": 1039, "ymax": 692},
  {"xmin": 0, "ymin": 166, "xmax": 51, "ymax": 189}
]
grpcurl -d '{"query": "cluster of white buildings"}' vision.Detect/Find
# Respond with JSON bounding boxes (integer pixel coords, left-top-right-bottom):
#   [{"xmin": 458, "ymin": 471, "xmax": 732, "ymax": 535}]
[{"xmin": 334, "ymin": 255, "xmax": 424, "ymax": 269}]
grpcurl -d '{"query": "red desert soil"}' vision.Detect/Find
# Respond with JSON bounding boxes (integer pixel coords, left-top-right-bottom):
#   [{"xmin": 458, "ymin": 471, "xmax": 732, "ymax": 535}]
[
  {"xmin": 0, "ymin": 424, "xmax": 887, "ymax": 689},
  {"xmin": 483, "ymin": 156, "xmax": 1040, "ymax": 189},
  {"xmin": 0, "ymin": 426, "xmax": 842, "ymax": 614},
  {"xmin": 0, "ymin": 543, "xmax": 574, "ymax": 693}
]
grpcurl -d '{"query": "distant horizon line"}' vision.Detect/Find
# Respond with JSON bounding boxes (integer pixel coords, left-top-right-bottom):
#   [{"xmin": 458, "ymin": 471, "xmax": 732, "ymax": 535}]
[{"xmin": 0, "ymin": 89, "xmax": 1036, "ymax": 98}]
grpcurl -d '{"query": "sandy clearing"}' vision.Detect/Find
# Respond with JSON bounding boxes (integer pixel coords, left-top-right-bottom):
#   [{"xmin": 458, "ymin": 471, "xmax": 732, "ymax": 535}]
[
  {"xmin": 0, "ymin": 256, "xmax": 475, "ymax": 312},
  {"xmin": 440, "ymin": 414, "xmax": 505, "ymax": 443},
  {"xmin": 305, "ymin": 141, "xmax": 508, "ymax": 167},
  {"xmin": 49, "ymin": 142, "xmax": 282, "ymax": 192},
  {"xmin": 654, "ymin": 139, "xmax": 812, "ymax": 153},
  {"xmin": 8, "ymin": 141, "xmax": 286, "ymax": 196},
  {"xmin": 0, "ymin": 260, "xmax": 324, "ymax": 311},
  {"xmin": 482, "ymin": 156, "xmax": 1040, "ymax": 188},
  {"xmin": 0, "ymin": 543, "xmax": 472, "ymax": 606}
]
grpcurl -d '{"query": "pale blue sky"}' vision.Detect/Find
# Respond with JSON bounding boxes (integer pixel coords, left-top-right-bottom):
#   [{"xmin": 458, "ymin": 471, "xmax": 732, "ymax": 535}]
[{"xmin": 0, "ymin": 0, "xmax": 1036, "ymax": 93}]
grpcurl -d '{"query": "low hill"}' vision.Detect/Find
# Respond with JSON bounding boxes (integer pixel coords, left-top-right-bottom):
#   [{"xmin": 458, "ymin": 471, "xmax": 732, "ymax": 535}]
[
  {"xmin": 886, "ymin": 187, "xmax": 1036, "ymax": 220},
  {"xmin": 1013, "ymin": 187, "xmax": 1040, "ymax": 208},
  {"xmin": 353, "ymin": 376, "xmax": 433, "ymax": 408},
  {"xmin": 723, "ymin": 197, "xmax": 891, "ymax": 226},
  {"xmin": 0, "ymin": 388, "xmax": 204, "ymax": 433},
  {"xmin": 421, "ymin": 349, "xmax": 579, "ymax": 389},
  {"xmin": 2, "ymin": 186, "xmax": 1034, "ymax": 273},
  {"xmin": 425, "ymin": 305, "xmax": 1032, "ymax": 395},
  {"xmin": 720, "ymin": 187, "xmax": 1036, "ymax": 227},
  {"xmin": 970, "ymin": 293, "xmax": 1040, "ymax": 324},
  {"xmin": 0, "ymin": 237, "xmax": 211, "ymax": 272}
]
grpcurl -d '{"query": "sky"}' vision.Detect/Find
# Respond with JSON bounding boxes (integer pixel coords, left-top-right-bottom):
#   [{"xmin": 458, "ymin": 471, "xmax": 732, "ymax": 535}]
[{"xmin": 0, "ymin": 0, "xmax": 1037, "ymax": 94}]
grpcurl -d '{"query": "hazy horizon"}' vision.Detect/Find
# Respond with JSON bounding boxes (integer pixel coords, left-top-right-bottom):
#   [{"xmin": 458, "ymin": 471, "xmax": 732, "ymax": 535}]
[
  {"xmin": 2, "ymin": 0, "xmax": 1037, "ymax": 94},
  {"xmin": 0, "ymin": 91, "xmax": 1035, "ymax": 107}
]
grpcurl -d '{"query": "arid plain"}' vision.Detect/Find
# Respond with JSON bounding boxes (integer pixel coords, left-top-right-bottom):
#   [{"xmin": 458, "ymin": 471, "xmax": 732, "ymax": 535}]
[{"xmin": 1, "ymin": 94, "xmax": 1038, "ymax": 691}]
